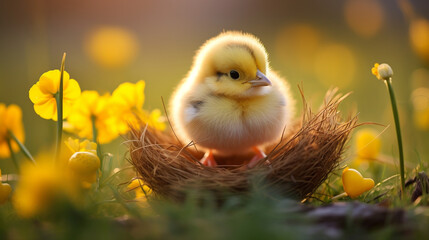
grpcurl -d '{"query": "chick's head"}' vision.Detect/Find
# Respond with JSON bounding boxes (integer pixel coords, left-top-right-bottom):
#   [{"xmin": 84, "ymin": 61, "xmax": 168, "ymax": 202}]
[{"xmin": 195, "ymin": 32, "xmax": 272, "ymax": 98}]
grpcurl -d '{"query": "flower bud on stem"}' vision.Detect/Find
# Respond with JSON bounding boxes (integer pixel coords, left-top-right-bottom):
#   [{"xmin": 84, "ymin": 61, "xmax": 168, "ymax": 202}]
[{"xmin": 385, "ymin": 78, "xmax": 405, "ymax": 198}]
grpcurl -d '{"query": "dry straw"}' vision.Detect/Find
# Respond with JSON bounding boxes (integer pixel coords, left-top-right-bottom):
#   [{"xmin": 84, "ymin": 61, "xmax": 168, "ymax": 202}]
[{"xmin": 128, "ymin": 88, "xmax": 357, "ymax": 201}]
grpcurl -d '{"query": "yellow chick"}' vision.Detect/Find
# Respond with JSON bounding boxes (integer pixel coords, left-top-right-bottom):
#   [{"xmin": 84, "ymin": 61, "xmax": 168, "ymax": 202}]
[{"xmin": 170, "ymin": 31, "xmax": 294, "ymax": 167}]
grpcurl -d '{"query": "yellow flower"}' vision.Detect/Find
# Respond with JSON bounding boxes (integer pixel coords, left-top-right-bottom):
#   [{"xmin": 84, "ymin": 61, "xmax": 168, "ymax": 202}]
[
  {"xmin": 65, "ymin": 137, "xmax": 100, "ymax": 188},
  {"xmin": 112, "ymin": 80, "xmax": 145, "ymax": 110},
  {"xmin": 371, "ymin": 63, "xmax": 379, "ymax": 77},
  {"xmin": 371, "ymin": 63, "xmax": 393, "ymax": 81},
  {"xmin": 63, "ymin": 121, "xmax": 77, "ymax": 133},
  {"xmin": 68, "ymin": 91, "xmax": 118, "ymax": 144},
  {"xmin": 29, "ymin": 70, "xmax": 81, "ymax": 120},
  {"xmin": 12, "ymin": 160, "xmax": 79, "ymax": 218},
  {"xmin": 145, "ymin": 109, "xmax": 166, "ymax": 131},
  {"xmin": 68, "ymin": 152, "xmax": 100, "ymax": 188},
  {"xmin": 342, "ymin": 167, "xmax": 375, "ymax": 199},
  {"xmin": 0, "ymin": 104, "xmax": 25, "ymax": 158},
  {"xmin": 65, "ymin": 137, "xmax": 97, "ymax": 155},
  {"xmin": 0, "ymin": 169, "xmax": 12, "ymax": 204},
  {"xmin": 112, "ymin": 81, "xmax": 145, "ymax": 134},
  {"xmin": 411, "ymin": 87, "xmax": 429, "ymax": 130},
  {"xmin": 127, "ymin": 179, "xmax": 152, "ymax": 202},
  {"xmin": 111, "ymin": 81, "xmax": 166, "ymax": 133}
]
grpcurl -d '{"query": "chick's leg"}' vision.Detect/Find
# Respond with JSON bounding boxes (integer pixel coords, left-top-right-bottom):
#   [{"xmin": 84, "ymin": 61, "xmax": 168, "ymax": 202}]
[
  {"xmin": 247, "ymin": 146, "xmax": 269, "ymax": 168},
  {"xmin": 200, "ymin": 150, "xmax": 217, "ymax": 167}
]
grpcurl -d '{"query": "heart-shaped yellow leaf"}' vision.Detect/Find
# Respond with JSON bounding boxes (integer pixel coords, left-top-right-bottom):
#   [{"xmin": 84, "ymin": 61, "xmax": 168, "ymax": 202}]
[
  {"xmin": 342, "ymin": 167, "xmax": 375, "ymax": 199},
  {"xmin": 0, "ymin": 183, "xmax": 12, "ymax": 204}
]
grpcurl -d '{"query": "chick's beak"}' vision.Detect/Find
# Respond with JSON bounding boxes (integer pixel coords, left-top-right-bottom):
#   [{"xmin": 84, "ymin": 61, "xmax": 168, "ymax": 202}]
[{"xmin": 248, "ymin": 70, "xmax": 272, "ymax": 87}]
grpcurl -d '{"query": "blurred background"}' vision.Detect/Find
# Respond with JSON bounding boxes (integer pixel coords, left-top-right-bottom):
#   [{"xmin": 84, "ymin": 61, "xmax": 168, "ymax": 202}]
[{"xmin": 0, "ymin": 0, "xmax": 428, "ymax": 169}]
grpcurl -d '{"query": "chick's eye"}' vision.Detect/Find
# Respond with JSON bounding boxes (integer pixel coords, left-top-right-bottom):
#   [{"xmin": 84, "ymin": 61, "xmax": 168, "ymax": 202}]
[{"xmin": 229, "ymin": 70, "xmax": 240, "ymax": 80}]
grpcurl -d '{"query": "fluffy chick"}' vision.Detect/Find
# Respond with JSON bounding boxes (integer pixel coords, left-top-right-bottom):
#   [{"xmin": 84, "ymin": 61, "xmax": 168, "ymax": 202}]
[{"xmin": 170, "ymin": 31, "xmax": 294, "ymax": 167}]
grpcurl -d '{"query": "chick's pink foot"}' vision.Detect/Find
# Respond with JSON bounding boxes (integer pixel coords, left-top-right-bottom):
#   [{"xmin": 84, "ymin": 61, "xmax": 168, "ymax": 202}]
[
  {"xmin": 199, "ymin": 150, "xmax": 217, "ymax": 167},
  {"xmin": 247, "ymin": 147, "xmax": 269, "ymax": 168}
]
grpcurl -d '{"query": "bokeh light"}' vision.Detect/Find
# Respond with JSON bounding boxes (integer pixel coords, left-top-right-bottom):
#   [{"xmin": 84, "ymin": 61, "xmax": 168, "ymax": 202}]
[
  {"xmin": 84, "ymin": 26, "xmax": 139, "ymax": 69},
  {"xmin": 313, "ymin": 44, "xmax": 356, "ymax": 89},
  {"xmin": 275, "ymin": 24, "xmax": 321, "ymax": 71},
  {"xmin": 410, "ymin": 68, "xmax": 429, "ymax": 89},
  {"xmin": 411, "ymin": 87, "xmax": 429, "ymax": 130},
  {"xmin": 344, "ymin": 0, "xmax": 384, "ymax": 38},
  {"xmin": 409, "ymin": 18, "xmax": 429, "ymax": 62}
]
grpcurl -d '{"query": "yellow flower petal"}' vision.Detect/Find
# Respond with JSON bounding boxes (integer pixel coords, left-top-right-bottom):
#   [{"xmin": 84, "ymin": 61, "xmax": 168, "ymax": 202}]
[
  {"xmin": 63, "ymin": 121, "xmax": 76, "ymax": 133},
  {"xmin": 63, "ymin": 101, "xmax": 72, "ymax": 119},
  {"xmin": 342, "ymin": 167, "xmax": 375, "ymax": 198},
  {"xmin": 38, "ymin": 70, "xmax": 70, "ymax": 94},
  {"xmin": 34, "ymin": 98, "xmax": 57, "ymax": 120},
  {"xmin": 79, "ymin": 140, "xmax": 97, "ymax": 154},
  {"xmin": 0, "ymin": 143, "xmax": 11, "ymax": 158},
  {"xmin": 112, "ymin": 80, "xmax": 145, "ymax": 109},
  {"xmin": 12, "ymin": 159, "xmax": 83, "ymax": 218},
  {"xmin": 65, "ymin": 137, "xmax": 81, "ymax": 154},
  {"xmin": 149, "ymin": 109, "xmax": 166, "ymax": 131},
  {"xmin": 113, "ymin": 82, "xmax": 135, "ymax": 106},
  {"xmin": 127, "ymin": 179, "xmax": 145, "ymax": 190},
  {"xmin": 0, "ymin": 104, "xmax": 25, "ymax": 158},
  {"xmin": 371, "ymin": 63, "xmax": 380, "ymax": 79},
  {"xmin": 6, "ymin": 105, "xmax": 25, "ymax": 150},
  {"xmin": 64, "ymin": 79, "xmax": 81, "ymax": 101},
  {"xmin": 6, "ymin": 104, "xmax": 23, "ymax": 128},
  {"xmin": 97, "ymin": 127, "xmax": 117, "ymax": 143},
  {"xmin": 29, "ymin": 84, "xmax": 52, "ymax": 105},
  {"xmin": 68, "ymin": 91, "xmax": 119, "ymax": 144},
  {"xmin": 65, "ymin": 138, "xmax": 98, "ymax": 156},
  {"xmin": 67, "ymin": 113, "xmax": 89, "ymax": 130},
  {"xmin": 94, "ymin": 93, "xmax": 111, "ymax": 115},
  {"xmin": 127, "ymin": 179, "xmax": 152, "ymax": 201},
  {"xmin": 135, "ymin": 80, "xmax": 145, "ymax": 108}
]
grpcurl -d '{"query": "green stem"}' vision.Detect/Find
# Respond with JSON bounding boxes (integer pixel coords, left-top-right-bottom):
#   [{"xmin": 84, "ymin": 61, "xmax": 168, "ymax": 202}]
[
  {"xmin": 91, "ymin": 115, "xmax": 97, "ymax": 145},
  {"xmin": 385, "ymin": 79, "xmax": 405, "ymax": 197},
  {"xmin": 91, "ymin": 115, "xmax": 103, "ymax": 191},
  {"xmin": 8, "ymin": 131, "xmax": 36, "ymax": 165},
  {"xmin": 6, "ymin": 137, "xmax": 19, "ymax": 172},
  {"xmin": 91, "ymin": 115, "xmax": 102, "ymax": 160},
  {"xmin": 55, "ymin": 53, "xmax": 66, "ymax": 161}
]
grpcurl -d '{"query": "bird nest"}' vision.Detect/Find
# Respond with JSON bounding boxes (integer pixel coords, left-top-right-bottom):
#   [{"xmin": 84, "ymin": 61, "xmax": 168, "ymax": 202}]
[{"xmin": 128, "ymin": 89, "xmax": 357, "ymax": 201}]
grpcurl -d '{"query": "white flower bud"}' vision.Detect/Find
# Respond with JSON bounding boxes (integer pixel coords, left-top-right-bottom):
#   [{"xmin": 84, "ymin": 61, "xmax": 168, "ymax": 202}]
[{"xmin": 377, "ymin": 63, "xmax": 393, "ymax": 80}]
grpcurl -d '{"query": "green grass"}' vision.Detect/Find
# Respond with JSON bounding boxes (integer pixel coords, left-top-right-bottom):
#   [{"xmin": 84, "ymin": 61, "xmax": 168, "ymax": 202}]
[{"xmin": 1, "ymin": 175, "xmax": 428, "ymax": 240}]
